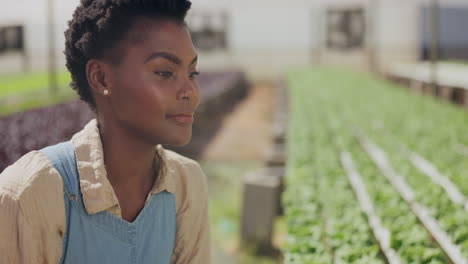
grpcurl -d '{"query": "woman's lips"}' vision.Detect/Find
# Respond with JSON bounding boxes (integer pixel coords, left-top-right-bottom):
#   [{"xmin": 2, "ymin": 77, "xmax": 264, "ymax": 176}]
[{"xmin": 166, "ymin": 113, "xmax": 194, "ymax": 123}]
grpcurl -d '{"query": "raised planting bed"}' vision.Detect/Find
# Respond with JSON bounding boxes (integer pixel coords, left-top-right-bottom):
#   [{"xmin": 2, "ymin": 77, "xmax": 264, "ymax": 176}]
[{"xmin": 282, "ymin": 67, "xmax": 468, "ymax": 263}]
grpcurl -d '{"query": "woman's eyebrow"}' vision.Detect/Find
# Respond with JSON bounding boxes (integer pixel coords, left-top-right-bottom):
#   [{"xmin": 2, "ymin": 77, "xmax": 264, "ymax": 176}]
[
  {"xmin": 144, "ymin": 51, "xmax": 198, "ymax": 66},
  {"xmin": 189, "ymin": 55, "xmax": 198, "ymax": 66},
  {"xmin": 145, "ymin": 51, "xmax": 181, "ymax": 64}
]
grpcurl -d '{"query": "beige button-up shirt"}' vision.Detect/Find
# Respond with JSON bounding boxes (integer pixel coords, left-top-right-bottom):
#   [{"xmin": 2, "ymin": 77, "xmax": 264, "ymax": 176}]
[{"xmin": 0, "ymin": 119, "xmax": 211, "ymax": 264}]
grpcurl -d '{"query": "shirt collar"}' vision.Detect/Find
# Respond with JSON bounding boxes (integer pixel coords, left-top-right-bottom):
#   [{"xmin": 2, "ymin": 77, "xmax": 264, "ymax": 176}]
[{"xmin": 70, "ymin": 118, "xmax": 175, "ymax": 215}]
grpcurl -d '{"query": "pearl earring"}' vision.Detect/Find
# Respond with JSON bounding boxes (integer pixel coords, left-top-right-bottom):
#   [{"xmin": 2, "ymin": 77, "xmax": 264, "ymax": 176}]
[{"xmin": 103, "ymin": 89, "xmax": 109, "ymax": 95}]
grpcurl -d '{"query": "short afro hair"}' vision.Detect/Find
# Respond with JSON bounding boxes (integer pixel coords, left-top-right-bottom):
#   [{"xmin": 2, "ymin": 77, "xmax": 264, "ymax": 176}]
[{"xmin": 64, "ymin": 0, "xmax": 192, "ymax": 112}]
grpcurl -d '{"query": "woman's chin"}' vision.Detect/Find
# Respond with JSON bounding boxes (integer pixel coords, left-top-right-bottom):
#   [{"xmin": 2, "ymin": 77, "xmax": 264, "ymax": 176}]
[{"xmin": 166, "ymin": 135, "xmax": 192, "ymax": 147}]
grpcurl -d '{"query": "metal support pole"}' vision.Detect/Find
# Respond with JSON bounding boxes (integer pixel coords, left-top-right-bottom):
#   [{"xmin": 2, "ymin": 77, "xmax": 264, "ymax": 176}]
[
  {"xmin": 47, "ymin": 0, "xmax": 57, "ymax": 94},
  {"xmin": 429, "ymin": 0, "xmax": 439, "ymax": 90},
  {"xmin": 367, "ymin": 0, "xmax": 378, "ymax": 73}
]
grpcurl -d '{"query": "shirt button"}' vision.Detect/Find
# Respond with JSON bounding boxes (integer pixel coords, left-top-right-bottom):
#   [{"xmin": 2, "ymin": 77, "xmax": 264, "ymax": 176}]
[{"xmin": 69, "ymin": 195, "xmax": 77, "ymax": 200}]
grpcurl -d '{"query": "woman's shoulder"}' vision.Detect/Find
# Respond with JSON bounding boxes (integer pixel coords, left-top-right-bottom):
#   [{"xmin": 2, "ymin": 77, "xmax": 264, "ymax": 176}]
[
  {"xmin": 160, "ymin": 148, "xmax": 209, "ymax": 219},
  {"xmin": 0, "ymin": 151, "xmax": 65, "ymax": 246},
  {"xmin": 162, "ymin": 148, "xmax": 201, "ymax": 169},
  {"xmin": 159, "ymin": 147, "xmax": 208, "ymax": 195},
  {"xmin": 0, "ymin": 150, "xmax": 64, "ymax": 206}
]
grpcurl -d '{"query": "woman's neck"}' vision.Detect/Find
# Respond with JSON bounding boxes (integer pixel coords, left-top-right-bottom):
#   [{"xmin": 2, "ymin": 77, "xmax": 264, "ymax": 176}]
[{"xmin": 97, "ymin": 119, "xmax": 158, "ymax": 195}]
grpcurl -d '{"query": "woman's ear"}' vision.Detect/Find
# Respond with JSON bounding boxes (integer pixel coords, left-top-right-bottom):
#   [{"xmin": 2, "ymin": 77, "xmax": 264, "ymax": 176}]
[{"xmin": 86, "ymin": 59, "xmax": 112, "ymax": 97}]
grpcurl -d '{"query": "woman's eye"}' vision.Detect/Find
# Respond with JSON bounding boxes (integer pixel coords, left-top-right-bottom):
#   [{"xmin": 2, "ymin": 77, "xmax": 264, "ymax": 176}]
[
  {"xmin": 188, "ymin": 71, "xmax": 200, "ymax": 80},
  {"xmin": 154, "ymin": 71, "xmax": 173, "ymax": 79}
]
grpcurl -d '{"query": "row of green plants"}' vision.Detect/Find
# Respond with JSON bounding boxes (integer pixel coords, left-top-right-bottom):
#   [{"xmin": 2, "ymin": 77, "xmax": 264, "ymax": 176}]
[
  {"xmin": 328, "ymin": 106, "xmax": 446, "ymax": 263},
  {"xmin": 336, "ymin": 69, "xmax": 468, "ymax": 258},
  {"xmin": 349, "ymin": 111, "xmax": 468, "ymax": 258},
  {"xmin": 0, "ymin": 70, "xmax": 71, "ymax": 97},
  {"xmin": 282, "ymin": 67, "xmax": 468, "ymax": 263},
  {"xmin": 283, "ymin": 73, "xmax": 383, "ymax": 263},
  {"xmin": 341, "ymin": 71, "xmax": 468, "ymax": 196}
]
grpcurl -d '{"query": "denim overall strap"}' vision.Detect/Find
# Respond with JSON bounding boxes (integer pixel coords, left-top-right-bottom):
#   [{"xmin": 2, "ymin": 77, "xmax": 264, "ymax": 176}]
[{"xmin": 39, "ymin": 141, "xmax": 78, "ymax": 264}]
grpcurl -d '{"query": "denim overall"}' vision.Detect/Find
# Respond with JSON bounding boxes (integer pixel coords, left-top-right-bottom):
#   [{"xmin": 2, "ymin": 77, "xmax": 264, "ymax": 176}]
[{"xmin": 40, "ymin": 141, "xmax": 176, "ymax": 264}]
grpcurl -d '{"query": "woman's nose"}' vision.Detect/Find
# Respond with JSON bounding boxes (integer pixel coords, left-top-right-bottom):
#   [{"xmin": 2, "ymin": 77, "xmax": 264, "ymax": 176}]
[{"xmin": 177, "ymin": 76, "xmax": 199, "ymax": 101}]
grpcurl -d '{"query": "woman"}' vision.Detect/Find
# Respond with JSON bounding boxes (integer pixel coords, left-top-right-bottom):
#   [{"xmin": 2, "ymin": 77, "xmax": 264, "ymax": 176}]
[{"xmin": 0, "ymin": 0, "xmax": 210, "ymax": 263}]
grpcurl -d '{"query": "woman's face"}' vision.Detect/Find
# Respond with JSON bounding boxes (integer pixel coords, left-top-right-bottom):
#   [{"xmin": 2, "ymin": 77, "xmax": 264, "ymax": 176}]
[{"xmin": 103, "ymin": 18, "xmax": 200, "ymax": 147}]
